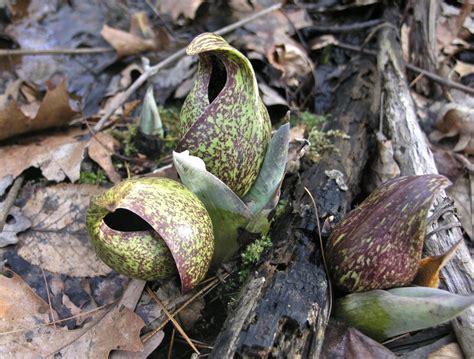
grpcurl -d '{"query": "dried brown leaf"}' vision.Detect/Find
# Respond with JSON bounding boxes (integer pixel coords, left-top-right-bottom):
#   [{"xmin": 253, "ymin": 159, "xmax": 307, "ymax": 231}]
[
  {"xmin": 432, "ymin": 146, "xmax": 465, "ymax": 182},
  {"xmin": 321, "ymin": 320, "xmax": 397, "ymax": 359},
  {"xmin": 0, "ymin": 128, "xmax": 88, "ymax": 185},
  {"xmin": 447, "ymin": 173, "xmax": 473, "ymax": 240},
  {"xmin": 56, "ymin": 305, "xmax": 144, "ymax": 358},
  {"xmin": 0, "ymin": 272, "xmax": 145, "ymax": 358},
  {"xmin": 88, "ymin": 132, "xmax": 121, "ymax": 184},
  {"xmin": 267, "ymin": 37, "xmax": 313, "ymax": 87},
  {"xmin": 429, "ymin": 104, "xmax": 474, "ymax": 154},
  {"xmin": 158, "ymin": 0, "xmax": 204, "ymax": 21},
  {"xmin": 0, "ymin": 269, "xmax": 55, "ymax": 332},
  {"xmin": 0, "ymin": 81, "xmax": 78, "ymax": 141},
  {"xmin": 101, "ymin": 24, "xmax": 157, "ymax": 57},
  {"xmin": 17, "ymin": 183, "xmax": 111, "ymax": 277}
]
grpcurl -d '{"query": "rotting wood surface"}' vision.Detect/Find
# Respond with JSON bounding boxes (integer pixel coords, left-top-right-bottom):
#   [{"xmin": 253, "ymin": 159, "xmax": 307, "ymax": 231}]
[{"xmin": 210, "ymin": 57, "xmax": 375, "ymax": 358}]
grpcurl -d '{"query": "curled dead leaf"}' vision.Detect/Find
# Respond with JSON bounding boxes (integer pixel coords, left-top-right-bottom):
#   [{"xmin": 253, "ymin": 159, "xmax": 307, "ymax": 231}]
[
  {"xmin": 430, "ymin": 103, "xmax": 474, "ymax": 154},
  {"xmin": 0, "ymin": 128, "xmax": 88, "ymax": 186},
  {"xmin": 0, "ymin": 81, "xmax": 78, "ymax": 142},
  {"xmin": 101, "ymin": 24, "xmax": 158, "ymax": 57},
  {"xmin": 158, "ymin": 0, "xmax": 204, "ymax": 21},
  {"xmin": 267, "ymin": 38, "xmax": 313, "ymax": 87}
]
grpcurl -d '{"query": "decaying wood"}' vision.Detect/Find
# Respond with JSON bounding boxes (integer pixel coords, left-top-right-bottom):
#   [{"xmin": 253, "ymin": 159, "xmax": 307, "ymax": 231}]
[
  {"xmin": 378, "ymin": 5, "xmax": 474, "ymax": 357},
  {"xmin": 210, "ymin": 58, "xmax": 376, "ymax": 358},
  {"xmin": 407, "ymin": 0, "xmax": 441, "ymax": 96}
]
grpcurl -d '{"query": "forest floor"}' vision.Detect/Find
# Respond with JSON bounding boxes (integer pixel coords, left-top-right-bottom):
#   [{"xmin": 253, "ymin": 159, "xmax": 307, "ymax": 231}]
[{"xmin": 0, "ymin": 1, "xmax": 473, "ymax": 358}]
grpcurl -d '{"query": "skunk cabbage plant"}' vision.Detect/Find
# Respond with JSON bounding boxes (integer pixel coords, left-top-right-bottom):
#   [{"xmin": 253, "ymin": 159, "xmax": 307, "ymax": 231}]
[
  {"xmin": 174, "ymin": 33, "xmax": 290, "ymax": 264},
  {"xmin": 87, "ymin": 33, "xmax": 290, "ymax": 291},
  {"xmin": 86, "ymin": 178, "xmax": 214, "ymax": 293},
  {"xmin": 326, "ymin": 175, "xmax": 451, "ymax": 292}
]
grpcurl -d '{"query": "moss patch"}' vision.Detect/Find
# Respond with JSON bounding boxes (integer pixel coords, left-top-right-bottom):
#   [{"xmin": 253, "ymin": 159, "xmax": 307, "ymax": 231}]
[
  {"xmin": 307, "ymin": 128, "xmax": 349, "ymax": 162},
  {"xmin": 79, "ymin": 169, "xmax": 107, "ymax": 185},
  {"xmin": 238, "ymin": 235, "xmax": 272, "ymax": 282}
]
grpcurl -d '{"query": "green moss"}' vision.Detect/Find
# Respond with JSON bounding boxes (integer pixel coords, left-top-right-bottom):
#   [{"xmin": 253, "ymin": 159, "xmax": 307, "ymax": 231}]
[
  {"xmin": 111, "ymin": 123, "xmax": 139, "ymax": 157},
  {"xmin": 307, "ymin": 128, "xmax": 349, "ymax": 162},
  {"xmin": 290, "ymin": 111, "xmax": 327, "ymax": 129},
  {"xmin": 79, "ymin": 169, "xmax": 107, "ymax": 185},
  {"xmin": 239, "ymin": 235, "xmax": 272, "ymax": 282},
  {"xmin": 274, "ymin": 199, "xmax": 288, "ymax": 220},
  {"xmin": 320, "ymin": 46, "xmax": 332, "ymax": 65}
]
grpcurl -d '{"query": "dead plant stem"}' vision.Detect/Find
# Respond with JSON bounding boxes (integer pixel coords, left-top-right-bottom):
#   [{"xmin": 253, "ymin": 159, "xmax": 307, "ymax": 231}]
[
  {"xmin": 145, "ymin": 286, "xmax": 200, "ymax": 355},
  {"xmin": 0, "ymin": 175, "xmax": 24, "ymax": 232},
  {"xmin": 0, "ymin": 47, "xmax": 114, "ymax": 56},
  {"xmin": 335, "ymin": 42, "xmax": 474, "ymax": 96},
  {"xmin": 143, "ymin": 274, "xmax": 228, "ymax": 343},
  {"xmin": 304, "ymin": 187, "xmax": 332, "ymax": 318}
]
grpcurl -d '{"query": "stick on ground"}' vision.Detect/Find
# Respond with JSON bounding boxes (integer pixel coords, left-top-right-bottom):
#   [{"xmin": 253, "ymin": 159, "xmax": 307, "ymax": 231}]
[{"xmin": 92, "ymin": 3, "xmax": 282, "ymax": 134}]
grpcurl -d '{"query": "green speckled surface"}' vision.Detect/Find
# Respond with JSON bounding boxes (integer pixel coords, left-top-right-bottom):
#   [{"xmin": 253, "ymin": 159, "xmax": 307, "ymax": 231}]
[
  {"xmin": 326, "ymin": 175, "xmax": 451, "ymax": 292},
  {"xmin": 87, "ymin": 177, "xmax": 214, "ymax": 292},
  {"xmin": 177, "ymin": 33, "xmax": 271, "ymax": 197}
]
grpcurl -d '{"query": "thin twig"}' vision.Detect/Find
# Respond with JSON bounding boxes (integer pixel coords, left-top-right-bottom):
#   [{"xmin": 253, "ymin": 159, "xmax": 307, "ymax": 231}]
[
  {"xmin": 92, "ymin": 3, "xmax": 283, "ymax": 134},
  {"xmin": 143, "ymin": 274, "xmax": 228, "ymax": 343},
  {"xmin": 0, "ymin": 47, "xmax": 114, "ymax": 56},
  {"xmin": 145, "ymin": 286, "xmax": 200, "ymax": 355},
  {"xmin": 0, "ymin": 301, "xmax": 113, "ymax": 335},
  {"xmin": 176, "ymin": 336, "xmax": 214, "ymax": 349},
  {"xmin": 167, "ymin": 327, "xmax": 176, "ymax": 359},
  {"xmin": 334, "ymin": 42, "xmax": 474, "ymax": 96},
  {"xmin": 0, "ymin": 175, "xmax": 24, "ymax": 232},
  {"xmin": 307, "ymin": 19, "xmax": 383, "ymax": 33},
  {"xmin": 304, "ymin": 187, "xmax": 333, "ymax": 318},
  {"xmin": 41, "ymin": 268, "xmax": 56, "ymax": 329}
]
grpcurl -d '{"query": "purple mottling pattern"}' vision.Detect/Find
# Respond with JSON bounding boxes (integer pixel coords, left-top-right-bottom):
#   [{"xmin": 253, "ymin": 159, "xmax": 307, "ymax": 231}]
[
  {"xmin": 177, "ymin": 33, "xmax": 271, "ymax": 197},
  {"xmin": 326, "ymin": 175, "xmax": 451, "ymax": 292},
  {"xmin": 87, "ymin": 178, "xmax": 214, "ymax": 292}
]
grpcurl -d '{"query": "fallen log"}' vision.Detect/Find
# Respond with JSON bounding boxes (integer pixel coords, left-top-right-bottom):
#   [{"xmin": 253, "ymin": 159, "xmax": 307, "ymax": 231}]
[
  {"xmin": 377, "ymin": 4, "xmax": 474, "ymax": 357},
  {"xmin": 210, "ymin": 57, "xmax": 376, "ymax": 358}
]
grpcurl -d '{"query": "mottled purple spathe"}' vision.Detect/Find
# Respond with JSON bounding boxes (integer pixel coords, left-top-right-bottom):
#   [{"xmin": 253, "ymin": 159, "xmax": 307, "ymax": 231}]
[
  {"xmin": 326, "ymin": 175, "xmax": 451, "ymax": 293},
  {"xmin": 177, "ymin": 33, "xmax": 271, "ymax": 198},
  {"xmin": 86, "ymin": 177, "xmax": 214, "ymax": 293}
]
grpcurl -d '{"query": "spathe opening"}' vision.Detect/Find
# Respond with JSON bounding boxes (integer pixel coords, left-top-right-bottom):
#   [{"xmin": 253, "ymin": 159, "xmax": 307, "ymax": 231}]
[
  {"xmin": 103, "ymin": 208, "xmax": 154, "ymax": 232},
  {"xmin": 208, "ymin": 54, "xmax": 227, "ymax": 103}
]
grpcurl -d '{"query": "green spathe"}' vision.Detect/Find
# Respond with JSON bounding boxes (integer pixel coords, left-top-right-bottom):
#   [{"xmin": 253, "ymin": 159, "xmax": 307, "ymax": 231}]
[
  {"xmin": 86, "ymin": 177, "xmax": 214, "ymax": 293},
  {"xmin": 173, "ymin": 123, "xmax": 289, "ymax": 264},
  {"xmin": 139, "ymin": 86, "xmax": 164, "ymax": 137},
  {"xmin": 335, "ymin": 287, "xmax": 474, "ymax": 341}
]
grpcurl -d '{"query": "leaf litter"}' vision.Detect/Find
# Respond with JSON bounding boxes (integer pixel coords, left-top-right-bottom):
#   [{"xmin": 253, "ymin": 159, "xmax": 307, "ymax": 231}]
[
  {"xmin": 0, "ymin": 0, "xmax": 473, "ymax": 357},
  {"xmin": 0, "ymin": 270, "xmax": 145, "ymax": 358},
  {"xmin": 16, "ymin": 183, "xmax": 111, "ymax": 277}
]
